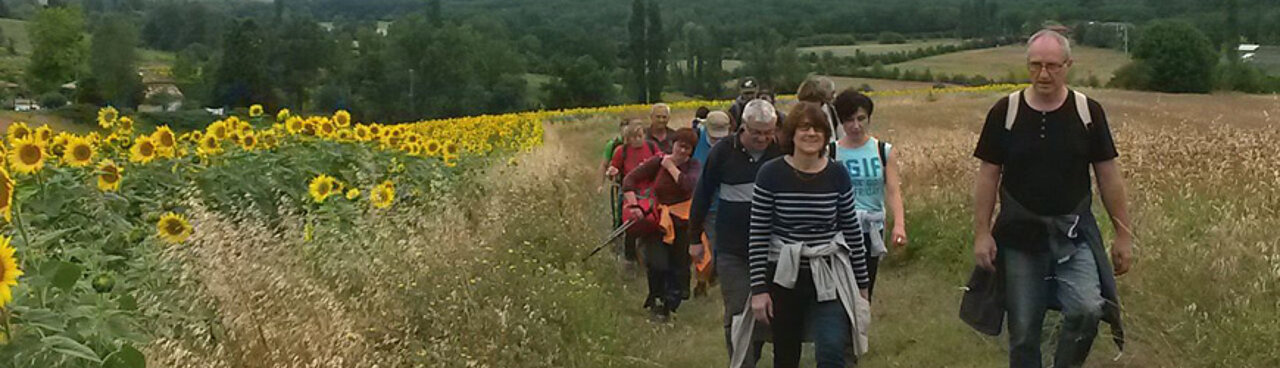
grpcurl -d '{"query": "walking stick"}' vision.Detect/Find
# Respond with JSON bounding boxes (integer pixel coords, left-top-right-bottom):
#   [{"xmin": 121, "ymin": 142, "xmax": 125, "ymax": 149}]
[{"xmin": 582, "ymin": 220, "xmax": 635, "ymax": 262}]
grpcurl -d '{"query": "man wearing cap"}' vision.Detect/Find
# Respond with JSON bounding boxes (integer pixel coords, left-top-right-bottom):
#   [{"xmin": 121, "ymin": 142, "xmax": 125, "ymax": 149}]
[
  {"xmin": 727, "ymin": 77, "xmax": 760, "ymax": 131},
  {"xmin": 689, "ymin": 101, "xmax": 783, "ymax": 368}
]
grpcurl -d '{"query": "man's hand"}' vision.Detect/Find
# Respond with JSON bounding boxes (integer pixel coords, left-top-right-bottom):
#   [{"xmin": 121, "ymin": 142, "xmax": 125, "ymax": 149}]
[
  {"xmin": 1112, "ymin": 234, "xmax": 1133, "ymax": 276},
  {"xmin": 891, "ymin": 225, "xmax": 908, "ymax": 248},
  {"xmin": 975, "ymin": 233, "xmax": 997, "ymax": 271},
  {"xmin": 605, "ymin": 166, "xmax": 619, "ymax": 177},
  {"xmin": 751, "ymin": 293, "xmax": 773, "ymax": 324}
]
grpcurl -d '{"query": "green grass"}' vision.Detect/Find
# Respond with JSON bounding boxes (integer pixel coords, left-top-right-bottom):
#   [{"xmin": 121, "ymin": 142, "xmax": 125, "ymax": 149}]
[
  {"xmin": 889, "ymin": 45, "xmax": 1132, "ymax": 84},
  {"xmin": 799, "ymin": 39, "xmax": 965, "ymax": 58},
  {"xmin": 0, "ymin": 18, "xmax": 32, "ymax": 55}
]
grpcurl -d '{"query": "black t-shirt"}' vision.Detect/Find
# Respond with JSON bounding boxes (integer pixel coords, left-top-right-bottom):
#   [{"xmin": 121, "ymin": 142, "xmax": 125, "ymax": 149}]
[{"xmin": 973, "ymin": 90, "xmax": 1119, "ymax": 215}]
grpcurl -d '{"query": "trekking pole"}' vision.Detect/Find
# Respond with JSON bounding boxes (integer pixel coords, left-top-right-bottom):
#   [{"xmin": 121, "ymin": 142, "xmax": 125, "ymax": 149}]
[{"xmin": 582, "ymin": 220, "xmax": 635, "ymax": 262}]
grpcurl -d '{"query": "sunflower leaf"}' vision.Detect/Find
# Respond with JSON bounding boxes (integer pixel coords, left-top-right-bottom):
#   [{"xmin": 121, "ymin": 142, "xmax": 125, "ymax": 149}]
[
  {"xmin": 51, "ymin": 261, "xmax": 84, "ymax": 291},
  {"xmin": 41, "ymin": 335, "xmax": 103, "ymax": 363}
]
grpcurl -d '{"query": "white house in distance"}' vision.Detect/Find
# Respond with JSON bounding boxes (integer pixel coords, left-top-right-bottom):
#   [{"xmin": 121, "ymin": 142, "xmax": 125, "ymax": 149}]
[{"xmin": 1238, "ymin": 44, "xmax": 1280, "ymax": 76}]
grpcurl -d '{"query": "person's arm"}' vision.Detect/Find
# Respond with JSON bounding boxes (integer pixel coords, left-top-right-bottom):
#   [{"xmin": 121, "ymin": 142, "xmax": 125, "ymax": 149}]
[
  {"xmin": 676, "ymin": 160, "xmax": 700, "ymax": 194},
  {"xmin": 621, "ymin": 156, "xmax": 661, "ymax": 193},
  {"xmin": 884, "ymin": 146, "xmax": 907, "ymax": 247},
  {"xmin": 836, "ymin": 183, "xmax": 870, "ymax": 292},
  {"xmin": 973, "ymin": 162, "xmax": 1000, "ymax": 271},
  {"xmin": 972, "ymin": 99, "xmax": 1008, "ymax": 271},
  {"xmin": 688, "ymin": 145, "xmax": 722, "ymax": 237},
  {"xmin": 1095, "ymin": 160, "xmax": 1133, "ymax": 275},
  {"xmin": 748, "ymin": 170, "xmax": 777, "ymax": 324}
]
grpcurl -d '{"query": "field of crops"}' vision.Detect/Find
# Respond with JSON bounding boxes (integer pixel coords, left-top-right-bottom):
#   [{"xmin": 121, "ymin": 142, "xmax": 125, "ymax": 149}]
[{"xmin": 0, "ymin": 83, "xmax": 1275, "ymax": 367}]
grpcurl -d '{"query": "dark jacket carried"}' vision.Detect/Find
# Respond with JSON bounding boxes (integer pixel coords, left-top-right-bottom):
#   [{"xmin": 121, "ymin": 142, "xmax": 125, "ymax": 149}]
[{"xmin": 960, "ymin": 188, "xmax": 1125, "ymax": 350}]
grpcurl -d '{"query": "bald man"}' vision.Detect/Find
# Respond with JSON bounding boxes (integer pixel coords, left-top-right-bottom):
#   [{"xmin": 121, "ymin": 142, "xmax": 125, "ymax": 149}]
[
  {"xmin": 964, "ymin": 29, "xmax": 1133, "ymax": 368},
  {"xmin": 647, "ymin": 104, "xmax": 675, "ymax": 154}
]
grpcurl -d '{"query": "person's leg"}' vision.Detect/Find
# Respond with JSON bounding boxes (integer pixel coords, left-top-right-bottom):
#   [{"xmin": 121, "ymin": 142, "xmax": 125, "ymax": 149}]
[
  {"xmin": 1052, "ymin": 244, "xmax": 1104, "ymax": 368},
  {"xmin": 811, "ymin": 298, "xmax": 852, "ymax": 368},
  {"xmin": 770, "ymin": 269, "xmax": 811, "ymax": 368},
  {"xmin": 642, "ymin": 235, "xmax": 670, "ymax": 314},
  {"xmin": 672, "ymin": 222, "xmax": 693, "ymax": 302},
  {"xmin": 1003, "ymin": 246, "xmax": 1053, "ymax": 368},
  {"xmin": 665, "ymin": 224, "xmax": 692, "ymax": 312},
  {"xmin": 624, "ymin": 233, "xmax": 639, "ymax": 262},
  {"xmin": 716, "ymin": 253, "xmax": 762, "ymax": 368}
]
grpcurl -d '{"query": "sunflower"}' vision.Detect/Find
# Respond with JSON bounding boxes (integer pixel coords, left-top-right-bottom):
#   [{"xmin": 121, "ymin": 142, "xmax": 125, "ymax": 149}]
[
  {"xmin": 425, "ymin": 139, "xmax": 442, "ymax": 156},
  {"xmin": 156, "ymin": 212, "xmax": 193, "ymax": 245},
  {"xmin": 317, "ymin": 119, "xmax": 336, "ymax": 137},
  {"xmin": 207, "ymin": 121, "xmax": 229, "ymax": 140},
  {"xmin": 285, "ymin": 116, "xmax": 304, "ymax": 135},
  {"xmin": 115, "ymin": 117, "xmax": 134, "ymax": 134},
  {"xmin": 197, "ymin": 135, "xmax": 222, "ymax": 157},
  {"xmin": 32, "ymin": 125, "xmax": 52, "ymax": 146},
  {"xmin": 188, "ymin": 131, "xmax": 204, "ymax": 144},
  {"xmin": 335, "ymin": 129, "xmax": 353, "ymax": 142},
  {"xmin": 276, "ymin": 108, "xmax": 290, "ymax": 122},
  {"xmin": 0, "ymin": 167, "xmax": 11, "ymax": 222},
  {"xmin": 130, "ymin": 136, "xmax": 158, "ymax": 164},
  {"xmin": 96, "ymin": 159, "xmax": 122, "ymax": 191},
  {"xmin": 443, "ymin": 141, "xmax": 458, "ymax": 157},
  {"xmin": 308, "ymin": 174, "xmax": 337, "ymax": 203},
  {"xmin": 354, "ymin": 125, "xmax": 372, "ymax": 141},
  {"xmin": 98, "ymin": 106, "xmax": 119, "ymax": 129},
  {"xmin": 249, "ymin": 104, "xmax": 264, "ymax": 117},
  {"xmin": 345, "ymin": 188, "xmax": 360, "ymax": 200},
  {"xmin": 62, "ymin": 136, "xmax": 95, "ymax": 167},
  {"xmin": 334, "ymin": 110, "xmax": 352, "ymax": 128},
  {"xmin": 9, "ymin": 137, "xmax": 45, "ymax": 174},
  {"xmin": 50, "ymin": 133, "xmax": 70, "ymax": 158},
  {"xmin": 6, "ymin": 122, "xmax": 30, "ymax": 143},
  {"xmin": 0, "ymin": 235, "xmax": 23, "ymax": 306},
  {"xmin": 240, "ymin": 132, "xmax": 258, "ymax": 151},
  {"xmin": 152, "ymin": 126, "xmax": 177, "ymax": 157},
  {"xmin": 370, "ymin": 180, "xmax": 394, "ymax": 209},
  {"xmin": 369, "ymin": 124, "xmax": 382, "ymax": 138},
  {"xmin": 260, "ymin": 131, "xmax": 278, "ymax": 149}
]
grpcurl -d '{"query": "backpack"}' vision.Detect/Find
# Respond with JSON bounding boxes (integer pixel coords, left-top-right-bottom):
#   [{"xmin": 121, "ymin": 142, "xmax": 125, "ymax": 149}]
[
  {"xmin": 1005, "ymin": 90, "xmax": 1093, "ymax": 131},
  {"xmin": 619, "ymin": 140, "xmax": 661, "ymax": 173}
]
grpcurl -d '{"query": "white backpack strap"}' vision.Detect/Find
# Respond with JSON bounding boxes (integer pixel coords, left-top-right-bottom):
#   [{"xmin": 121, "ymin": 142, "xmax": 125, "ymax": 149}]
[
  {"xmin": 1073, "ymin": 90, "xmax": 1092, "ymax": 128},
  {"xmin": 1004, "ymin": 90, "xmax": 1021, "ymax": 130}
]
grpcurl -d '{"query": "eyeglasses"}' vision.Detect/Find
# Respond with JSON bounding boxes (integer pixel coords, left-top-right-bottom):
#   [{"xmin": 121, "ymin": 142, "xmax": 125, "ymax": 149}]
[{"xmin": 1027, "ymin": 61, "xmax": 1067, "ymax": 74}]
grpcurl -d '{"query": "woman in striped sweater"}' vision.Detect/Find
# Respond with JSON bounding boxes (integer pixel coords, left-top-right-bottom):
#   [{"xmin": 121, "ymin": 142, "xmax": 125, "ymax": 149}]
[{"xmin": 745, "ymin": 102, "xmax": 872, "ymax": 368}]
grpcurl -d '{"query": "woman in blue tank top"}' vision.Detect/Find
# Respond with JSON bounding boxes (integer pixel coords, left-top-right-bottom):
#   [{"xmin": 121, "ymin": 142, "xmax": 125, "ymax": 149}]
[{"xmin": 831, "ymin": 89, "xmax": 908, "ymax": 300}]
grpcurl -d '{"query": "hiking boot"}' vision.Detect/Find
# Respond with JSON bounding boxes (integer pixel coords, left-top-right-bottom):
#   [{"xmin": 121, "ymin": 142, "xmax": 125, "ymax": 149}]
[{"xmin": 648, "ymin": 300, "xmax": 670, "ymax": 323}]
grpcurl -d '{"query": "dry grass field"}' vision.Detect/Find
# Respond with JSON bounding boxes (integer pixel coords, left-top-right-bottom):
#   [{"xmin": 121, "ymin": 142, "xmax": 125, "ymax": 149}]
[{"xmin": 891, "ymin": 45, "xmax": 1132, "ymax": 84}]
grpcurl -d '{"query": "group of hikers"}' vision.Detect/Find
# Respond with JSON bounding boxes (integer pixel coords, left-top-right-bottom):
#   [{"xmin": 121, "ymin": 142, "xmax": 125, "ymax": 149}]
[{"xmin": 594, "ymin": 29, "xmax": 1134, "ymax": 368}]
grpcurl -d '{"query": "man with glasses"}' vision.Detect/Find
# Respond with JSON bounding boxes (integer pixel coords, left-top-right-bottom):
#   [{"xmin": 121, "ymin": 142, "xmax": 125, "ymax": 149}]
[
  {"xmin": 689, "ymin": 100, "xmax": 783, "ymax": 368},
  {"xmin": 965, "ymin": 29, "xmax": 1134, "ymax": 368}
]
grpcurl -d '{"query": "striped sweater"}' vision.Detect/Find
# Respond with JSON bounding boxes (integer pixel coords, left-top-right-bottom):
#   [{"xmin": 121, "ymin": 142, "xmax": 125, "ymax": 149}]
[{"xmin": 749, "ymin": 157, "xmax": 871, "ymax": 295}]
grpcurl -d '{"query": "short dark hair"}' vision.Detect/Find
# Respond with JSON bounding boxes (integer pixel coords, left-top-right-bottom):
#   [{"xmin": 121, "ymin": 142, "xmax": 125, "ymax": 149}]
[
  {"xmin": 832, "ymin": 88, "xmax": 875, "ymax": 122},
  {"xmin": 695, "ymin": 106, "xmax": 711, "ymax": 119},
  {"xmin": 780, "ymin": 102, "xmax": 832, "ymax": 155},
  {"xmin": 673, "ymin": 127, "xmax": 698, "ymax": 148}
]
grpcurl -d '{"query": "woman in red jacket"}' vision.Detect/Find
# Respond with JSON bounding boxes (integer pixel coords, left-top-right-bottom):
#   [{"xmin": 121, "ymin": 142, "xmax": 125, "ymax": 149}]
[{"xmin": 623, "ymin": 128, "xmax": 700, "ymax": 322}]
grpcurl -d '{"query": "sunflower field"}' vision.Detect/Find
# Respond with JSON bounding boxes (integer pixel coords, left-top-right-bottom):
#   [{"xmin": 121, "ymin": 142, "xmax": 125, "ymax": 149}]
[{"xmin": 0, "ymin": 103, "xmax": 543, "ymax": 366}]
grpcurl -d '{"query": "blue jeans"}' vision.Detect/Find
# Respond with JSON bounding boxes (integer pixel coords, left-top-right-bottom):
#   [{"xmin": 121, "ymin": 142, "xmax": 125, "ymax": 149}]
[
  {"xmin": 1003, "ymin": 243, "xmax": 1104, "ymax": 368},
  {"xmin": 770, "ymin": 269, "xmax": 851, "ymax": 368}
]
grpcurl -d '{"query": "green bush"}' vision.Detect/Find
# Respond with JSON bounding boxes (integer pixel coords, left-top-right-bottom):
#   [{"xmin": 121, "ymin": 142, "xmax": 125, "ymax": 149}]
[
  {"xmin": 877, "ymin": 32, "xmax": 907, "ymax": 44},
  {"xmin": 1132, "ymin": 20, "xmax": 1216, "ymax": 93},
  {"xmin": 37, "ymin": 92, "xmax": 68, "ymax": 109},
  {"xmin": 1108, "ymin": 61, "xmax": 1153, "ymax": 90}
]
